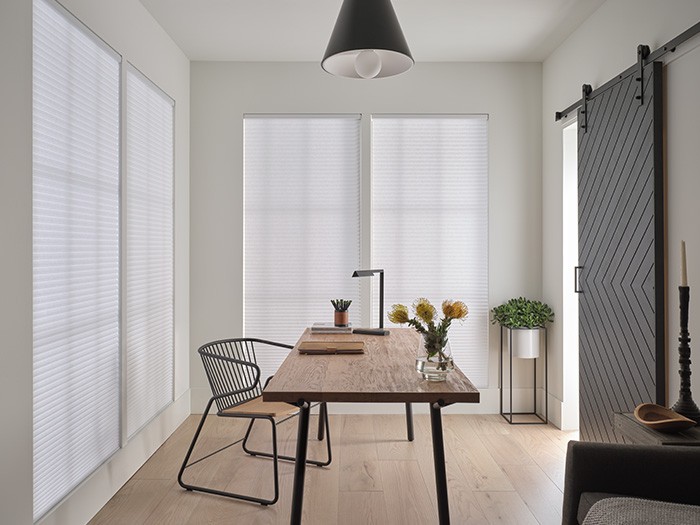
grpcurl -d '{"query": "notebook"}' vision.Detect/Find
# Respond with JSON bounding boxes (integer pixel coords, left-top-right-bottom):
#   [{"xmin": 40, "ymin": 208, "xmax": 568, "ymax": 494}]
[{"xmin": 298, "ymin": 341, "xmax": 365, "ymax": 354}]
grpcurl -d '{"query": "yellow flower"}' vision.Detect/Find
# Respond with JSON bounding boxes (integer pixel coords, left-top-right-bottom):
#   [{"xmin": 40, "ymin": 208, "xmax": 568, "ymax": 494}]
[
  {"xmin": 388, "ymin": 304, "xmax": 410, "ymax": 324},
  {"xmin": 413, "ymin": 298, "xmax": 436, "ymax": 324},
  {"xmin": 442, "ymin": 300, "xmax": 468, "ymax": 320}
]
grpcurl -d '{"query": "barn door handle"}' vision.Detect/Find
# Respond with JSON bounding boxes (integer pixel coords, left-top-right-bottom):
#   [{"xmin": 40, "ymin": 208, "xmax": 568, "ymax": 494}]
[{"xmin": 574, "ymin": 266, "xmax": 583, "ymax": 293}]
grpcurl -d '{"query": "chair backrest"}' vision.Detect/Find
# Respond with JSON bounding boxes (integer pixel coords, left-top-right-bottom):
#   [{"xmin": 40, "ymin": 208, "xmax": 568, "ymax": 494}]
[{"xmin": 198, "ymin": 338, "xmax": 292, "ymax": 412}]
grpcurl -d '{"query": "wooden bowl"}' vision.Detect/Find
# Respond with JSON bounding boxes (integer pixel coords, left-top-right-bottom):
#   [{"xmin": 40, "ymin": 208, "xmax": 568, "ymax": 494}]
[{"xmin": 633, "ymin": 403, "xmax": 696, "ymax": 433}]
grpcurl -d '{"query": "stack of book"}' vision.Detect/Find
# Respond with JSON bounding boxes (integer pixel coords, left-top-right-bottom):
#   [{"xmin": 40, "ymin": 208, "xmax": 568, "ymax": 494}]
[{"xmin": 311, "ymin": 322, "xmax": 353, "ymax": 334}]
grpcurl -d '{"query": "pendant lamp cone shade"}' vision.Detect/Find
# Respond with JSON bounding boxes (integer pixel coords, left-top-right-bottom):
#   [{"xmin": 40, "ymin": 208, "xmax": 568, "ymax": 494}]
[{"xmin": 322, "ymin": 0, "xmax": 414, "ymax": 79}]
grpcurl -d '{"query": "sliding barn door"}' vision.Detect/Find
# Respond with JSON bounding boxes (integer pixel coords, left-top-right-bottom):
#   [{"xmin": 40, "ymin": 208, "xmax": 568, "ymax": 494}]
[{"xmin": 578, "ymin": 61, "xmax": 665, "ymax": 443}]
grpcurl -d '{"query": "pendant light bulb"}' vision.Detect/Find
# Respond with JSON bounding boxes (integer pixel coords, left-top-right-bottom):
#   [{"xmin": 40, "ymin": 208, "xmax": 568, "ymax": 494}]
[
  {"xmin": 355, "ymin": 50, "xmax": 382, "ymax": 79},
  {"xmin": 322, "ymin": 0, "xmax": 413, "ymax": 78}
]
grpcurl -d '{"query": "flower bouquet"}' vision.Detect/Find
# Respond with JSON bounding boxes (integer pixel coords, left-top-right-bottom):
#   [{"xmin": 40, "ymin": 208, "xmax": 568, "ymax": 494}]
[{"xmin": 388, "ymin": 298, "xmax": 468, "ymax": 381}]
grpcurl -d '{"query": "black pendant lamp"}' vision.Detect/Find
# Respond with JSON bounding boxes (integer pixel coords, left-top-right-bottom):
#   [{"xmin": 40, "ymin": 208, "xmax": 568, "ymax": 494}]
[{"xmin": 322, "ymin": 0, "xmax": 414, "ymax": 79}]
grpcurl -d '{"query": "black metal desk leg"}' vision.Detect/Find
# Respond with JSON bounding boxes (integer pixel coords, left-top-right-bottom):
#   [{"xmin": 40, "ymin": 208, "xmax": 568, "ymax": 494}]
[
  {"xmin": 405, "ymin": 402, "xmax": 414, "ymax": 441},
  {"xmin": 317, "ymin": 402, "xmax": 326, "ymax": 441},
  {"xmin": 430, "ymin": 402, "xmax": 450, "ymax": 524},
  {"xmin": 290, "ymin": 401, "xmax": 311, "ymax": 525}
]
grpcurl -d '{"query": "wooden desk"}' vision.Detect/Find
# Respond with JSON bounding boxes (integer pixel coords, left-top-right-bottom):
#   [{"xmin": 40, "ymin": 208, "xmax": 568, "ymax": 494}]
[
  {"xmin": 264, "ymin": 328, "xmax": 480, "ymax": 524},
  {"xmin": 614, "ymin": 412, "xmax": 700, "ymax": 446}
]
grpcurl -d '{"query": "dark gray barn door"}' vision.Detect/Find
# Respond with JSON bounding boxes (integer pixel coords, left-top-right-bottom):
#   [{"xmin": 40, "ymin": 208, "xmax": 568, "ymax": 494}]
[{"xmin": 578, "ymin": 61, "xmax": 665, "ymax": 443}]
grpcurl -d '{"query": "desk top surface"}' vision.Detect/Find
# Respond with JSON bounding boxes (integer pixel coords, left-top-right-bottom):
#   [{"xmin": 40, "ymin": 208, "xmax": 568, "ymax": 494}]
[{"xmin": 263, "ymin": 328, "xmax": 480, "ymax": 404}]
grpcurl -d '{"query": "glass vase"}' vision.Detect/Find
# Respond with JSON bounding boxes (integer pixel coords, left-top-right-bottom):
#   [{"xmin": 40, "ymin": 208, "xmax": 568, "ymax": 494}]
[{"xmin": 415, "ymin": 335, "xmax": 454, "ymax": 382}]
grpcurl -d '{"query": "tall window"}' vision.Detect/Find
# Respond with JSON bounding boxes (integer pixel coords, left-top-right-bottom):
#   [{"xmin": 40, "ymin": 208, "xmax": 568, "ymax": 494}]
[
  {"xmin": 33, "ymin": 1, "xmax": 176, "ymax": 519},
  {"xmin": 125, "ymin": 65, "xmax": 174, "ymax": 438},
  {"xmin": 33, "ymin": 0, "xmax": 121, "ymax": 519},
  {"xmin": 372, "ymin": 115, "xmax": 489, "ymax": 387},
  {"xmin": 244, "ymin": 115, "xmax": 361, "ymax": 381}
]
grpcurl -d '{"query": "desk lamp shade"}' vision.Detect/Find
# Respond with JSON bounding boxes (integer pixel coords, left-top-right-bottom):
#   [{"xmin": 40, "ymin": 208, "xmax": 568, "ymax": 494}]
[
  {"xmin": 351, "ymin": 269, "xmax": 381, "ymax": 278},
  {"xmin": 322, "ymin": 0, "xmax": 414, "ymax": 79}
]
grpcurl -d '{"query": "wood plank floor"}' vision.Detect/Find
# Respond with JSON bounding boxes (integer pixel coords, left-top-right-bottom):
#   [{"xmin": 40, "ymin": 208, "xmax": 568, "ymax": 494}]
[{"xmin": 88, "ymin": 413, "xmax": 577, "ymax": 525}]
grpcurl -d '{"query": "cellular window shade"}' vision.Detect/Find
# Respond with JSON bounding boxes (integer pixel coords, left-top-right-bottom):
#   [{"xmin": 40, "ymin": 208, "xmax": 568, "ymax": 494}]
[
  {"xmin": 125, "ymin": 66, "xmax": 174, "ymax": 438},
  {"xmin": 244, "ymin": 116, "xmax": 361, "ymax": 381},
  {"xmin": 33, "ymin": 0, "xmax": 121, "ymax": 520},
  {"xmin": 372, "ymin": 116, "xmax": 489, "ymax": 387}
]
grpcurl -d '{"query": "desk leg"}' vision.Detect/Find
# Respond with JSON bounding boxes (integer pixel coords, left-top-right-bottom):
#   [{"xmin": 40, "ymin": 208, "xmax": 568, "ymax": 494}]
[
  {"xmin": 430, "ymin": 402, "xmax": 450, "ymax": 525},
  {"xmin": 317, "ymin": 402, "xmax": 326, "ymax": 441},
  {"xmin": 405, "ymin": 402, "xmax": 414, "ymax": 441},
  {"xmin": 291, "ymin": 401, "xmax": 311, "ymax": 525}
]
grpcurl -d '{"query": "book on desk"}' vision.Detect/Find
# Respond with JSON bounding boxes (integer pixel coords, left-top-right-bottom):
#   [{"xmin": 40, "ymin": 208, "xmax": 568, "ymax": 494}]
[
  {"xmin": 310, "ymin": 322, "xmax": 353, "ymax": 334},
  {"xmin": 298, "ymin": 340, "xmax": 365, "ymax": 354},
  {"xmin": 310, "ymin": 322, "xmax": 389, "ymax": 336}
]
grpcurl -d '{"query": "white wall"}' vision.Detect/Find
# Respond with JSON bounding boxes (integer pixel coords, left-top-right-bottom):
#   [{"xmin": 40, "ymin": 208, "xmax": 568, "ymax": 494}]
[
  {"xmin": 0, "ymin": 1, "xmax": 190, "ymax": 523},
  {"xmin": 0, "ymin": 1, "xmax": 33, "ymax": 523},
  {"xmin": 190, "ymin": 61, "xmax": 543, "ymax": 414},
  {"xmin": 543, "ymin": 0, "xmax": 700, "ymax": 429}
]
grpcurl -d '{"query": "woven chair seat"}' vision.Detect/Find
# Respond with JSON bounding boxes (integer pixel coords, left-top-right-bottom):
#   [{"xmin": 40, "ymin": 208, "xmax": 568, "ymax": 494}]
[{"xmin": 221, "ymin": 397, "xmax": 299, "ymax": 418}]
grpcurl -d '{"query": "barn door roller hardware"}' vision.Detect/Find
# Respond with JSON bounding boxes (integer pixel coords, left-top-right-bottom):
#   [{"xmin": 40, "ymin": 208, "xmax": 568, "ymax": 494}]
[
  {"xmin": 555, "ymin": 19, "xmax": 700, "ymax": 121},
  {"xmin": 635, "ymin": 44, "xmax": 650, "ymax": 105},
  {"xmin": 580, "ymin": 84, "xmax": 592, "ymax": 132}
]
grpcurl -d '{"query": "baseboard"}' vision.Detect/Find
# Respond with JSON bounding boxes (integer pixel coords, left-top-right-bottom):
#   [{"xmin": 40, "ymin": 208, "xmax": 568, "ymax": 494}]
[
  {"xmin": 37, "ymin": 390, "xmax": 191, "ymax": 525},
  {"xmin": 554, "ymin": 393, "xmax": 580, "ymax": 430},
  {"xmin": 191, "ymin": 386, "xmax": 216, "ymax": 414},
  {"xmin": 546, "ymin": 391, "xmax": 563, "ymax": 429}
]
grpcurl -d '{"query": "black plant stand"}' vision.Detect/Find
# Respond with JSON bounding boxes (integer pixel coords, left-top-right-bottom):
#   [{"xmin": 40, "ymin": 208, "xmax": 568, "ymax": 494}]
[{"xmin": 499, "ymin": 326, "xmax": 548, "ymax": 425}]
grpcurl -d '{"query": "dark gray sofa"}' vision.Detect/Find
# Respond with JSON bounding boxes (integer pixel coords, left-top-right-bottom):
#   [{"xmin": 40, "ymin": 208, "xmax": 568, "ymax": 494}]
[{"xmin": 562, "ymin": 440, "xmax": 700, "ymax": 524}]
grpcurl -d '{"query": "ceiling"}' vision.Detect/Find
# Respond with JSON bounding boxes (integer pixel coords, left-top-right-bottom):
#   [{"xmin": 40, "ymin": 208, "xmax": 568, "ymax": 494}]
[{"xmin": 140, "ymin": 0, "xmax": 606, "ymax": 62}]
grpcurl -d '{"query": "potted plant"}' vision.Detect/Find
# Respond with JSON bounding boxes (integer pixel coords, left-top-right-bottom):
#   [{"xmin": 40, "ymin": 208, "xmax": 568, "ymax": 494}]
[
  {"xmin": 331, "ymin": 299, "xmax": 352, "ymax": 327},
  {"xmin": 491, "ymin": 297, "xmax": 554, "ymax": 358},
  {"xmin": 388, "ymin": 298, "xmax": 468, "ymax": 381}
]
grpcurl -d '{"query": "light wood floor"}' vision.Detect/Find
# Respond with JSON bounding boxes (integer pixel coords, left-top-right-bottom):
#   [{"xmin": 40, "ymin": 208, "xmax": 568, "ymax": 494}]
[{"xmin": 88, "ymin": 413, "xmax": 577, "ymax": 525}]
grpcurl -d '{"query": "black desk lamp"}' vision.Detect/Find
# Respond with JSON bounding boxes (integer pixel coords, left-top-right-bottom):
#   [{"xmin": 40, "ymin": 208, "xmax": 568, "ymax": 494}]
[{"xmin": 352, "ymin": 269, "xmax": 389, "ymax": 335}]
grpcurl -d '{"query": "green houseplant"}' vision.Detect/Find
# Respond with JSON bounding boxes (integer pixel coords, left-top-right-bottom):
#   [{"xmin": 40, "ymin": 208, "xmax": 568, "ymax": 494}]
[
  {"xmin": 491, "ymin": 297, "xmax": 553, "ymax": 329},
  {"xmin": 491, "ymin": 297, "xmax": 553, "ymax": 358}
]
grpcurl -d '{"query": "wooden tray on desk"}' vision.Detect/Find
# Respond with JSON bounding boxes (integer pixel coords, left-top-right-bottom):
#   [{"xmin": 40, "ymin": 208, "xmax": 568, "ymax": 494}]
[{"xmin": 298, "ymin": 341, "xmax": 365, "ymax": 354}]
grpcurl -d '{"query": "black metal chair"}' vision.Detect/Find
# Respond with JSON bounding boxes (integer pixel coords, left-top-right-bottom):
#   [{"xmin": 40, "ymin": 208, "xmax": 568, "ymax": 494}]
[{"xmin": 178, "ymin": 338, "xmax": 332, "ymax": 506}]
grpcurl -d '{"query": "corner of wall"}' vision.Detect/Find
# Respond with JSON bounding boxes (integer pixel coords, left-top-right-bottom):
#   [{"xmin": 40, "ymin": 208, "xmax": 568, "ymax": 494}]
[{"xmin": 0, "ymin": 0, "xmax": 35, "ymax": 523}]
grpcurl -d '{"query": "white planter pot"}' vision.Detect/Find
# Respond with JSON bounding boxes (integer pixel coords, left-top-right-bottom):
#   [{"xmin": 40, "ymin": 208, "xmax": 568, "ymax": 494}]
[{"xmin": 510, "ymin": 328, "xmax": 541, "ymax": 359}]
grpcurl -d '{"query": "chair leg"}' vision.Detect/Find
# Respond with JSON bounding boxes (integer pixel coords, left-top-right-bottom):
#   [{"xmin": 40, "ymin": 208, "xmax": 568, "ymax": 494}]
[
  {"xmin": 241, "ymin": 404, "xmax": 333, "ymax": 467},
  {"xmin": 405, "ymin": 402, "xmax": 415, "ymax": 441},
  {"xmin": 178, "ymin": 397, "xmax": 215, "ymax": 491},
  {"xmin": 178, "ymin": 401, "xmax": 279, "ymax": 505},
  {"xmin": 267, "ymin": 416, "xmax": 280, "ymax": 506},
  {"xmin": 241, "ymin": 419, "xmax": 257, "ymax": 455}
]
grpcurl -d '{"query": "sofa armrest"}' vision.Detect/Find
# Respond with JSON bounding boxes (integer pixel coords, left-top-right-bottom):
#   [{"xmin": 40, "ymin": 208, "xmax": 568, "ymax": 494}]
[{"xmin": 562, "ymin": 440, "xmax": 700, "ymax": 525}]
